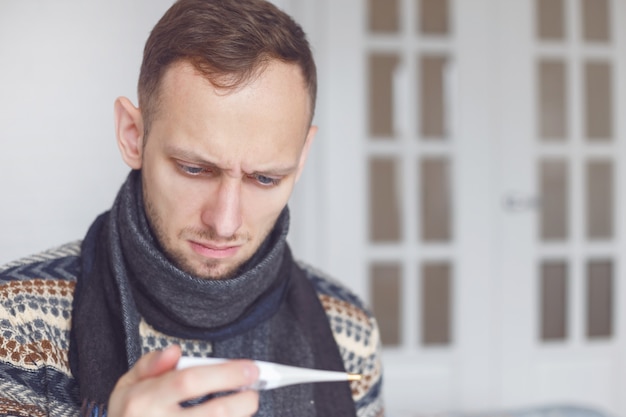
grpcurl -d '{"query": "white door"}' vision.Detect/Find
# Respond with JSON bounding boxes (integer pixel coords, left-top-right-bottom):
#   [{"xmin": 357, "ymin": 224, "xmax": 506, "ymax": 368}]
[
  {"xmin": 495, "ymin": 0, "xmax": 626, "ymax": 414},
  {"xmin": 304, "ymin": 0, "xmax": 626, "ymax": 416},
  {"xmin": 319, "ymin": 0, "xmax": 496, "ymax": 414}
]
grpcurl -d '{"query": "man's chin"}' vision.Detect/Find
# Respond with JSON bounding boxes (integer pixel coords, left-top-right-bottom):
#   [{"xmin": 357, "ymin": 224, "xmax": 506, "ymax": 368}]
[
  {"xmin": 165, "ymin": 245, "xmax": 247, "ymax": 279},
  {"xmin": 183, "ymin": 259, "xmax": 242, "ymax": 280}
]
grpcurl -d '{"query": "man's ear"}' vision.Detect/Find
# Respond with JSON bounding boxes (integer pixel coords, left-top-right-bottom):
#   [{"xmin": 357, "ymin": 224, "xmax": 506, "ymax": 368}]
[
  {"xmin": 295, "ymin": 125, "xmax": 317, "ymax": 182},
  {"xmin": 114, "ymin": 97, "xmax": 144, "ymax": 170}
]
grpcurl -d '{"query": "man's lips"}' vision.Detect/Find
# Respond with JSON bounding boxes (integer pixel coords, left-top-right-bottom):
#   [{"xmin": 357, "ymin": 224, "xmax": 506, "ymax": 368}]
[{"xmin": 189, "ymin": 240, "xmax": 241, "ymax": 259}]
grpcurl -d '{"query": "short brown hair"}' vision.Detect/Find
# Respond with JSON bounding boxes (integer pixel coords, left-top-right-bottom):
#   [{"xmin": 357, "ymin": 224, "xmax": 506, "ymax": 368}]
[{"xmin": 138, "ymin": 0, "xmax": 317, "ymax": 136}]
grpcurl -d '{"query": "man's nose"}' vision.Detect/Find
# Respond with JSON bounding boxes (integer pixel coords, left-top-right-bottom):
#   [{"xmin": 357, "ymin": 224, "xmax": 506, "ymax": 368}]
[{"xmin": 201, "ymin": 177, "xmax": 243, "ymax": 238}]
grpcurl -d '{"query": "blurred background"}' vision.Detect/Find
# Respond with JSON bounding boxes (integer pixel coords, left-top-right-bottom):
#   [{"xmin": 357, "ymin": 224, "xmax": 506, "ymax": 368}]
[{"xmin": 0, "ymin": 0, "xmax": 624, "ymax": 416}]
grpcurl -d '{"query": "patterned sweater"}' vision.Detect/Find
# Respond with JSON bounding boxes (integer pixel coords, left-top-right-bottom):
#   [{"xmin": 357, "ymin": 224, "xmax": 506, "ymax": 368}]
[{"xmin": 0, "ymin": 242, "xmax": 384, "ymax": 417}]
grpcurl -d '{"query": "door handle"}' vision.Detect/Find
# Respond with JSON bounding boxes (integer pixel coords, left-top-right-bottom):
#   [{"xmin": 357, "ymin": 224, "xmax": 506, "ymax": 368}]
[{"xmin": 503, "ymin": 193, "xmax": 540, "ymax": 212}]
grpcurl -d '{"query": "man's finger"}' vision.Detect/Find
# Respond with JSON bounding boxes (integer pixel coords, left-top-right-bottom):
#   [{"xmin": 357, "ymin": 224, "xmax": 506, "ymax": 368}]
[
  {"xmin": 185, "ymin": 390, "xmax": 259, "ymax": 417},
  {"xmin": 117, "ymin": 345, "xmax": 182, "ymax": 388},
  {"xmin": 160, "ymin": 360, "xmax": 259, "ymax": 404}
]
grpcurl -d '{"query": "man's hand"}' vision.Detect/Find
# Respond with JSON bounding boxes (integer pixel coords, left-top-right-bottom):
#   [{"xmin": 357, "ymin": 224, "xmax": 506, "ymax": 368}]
[{"xmin": 108, "ymin": 345, "xmax": 260, "ymax": 416}]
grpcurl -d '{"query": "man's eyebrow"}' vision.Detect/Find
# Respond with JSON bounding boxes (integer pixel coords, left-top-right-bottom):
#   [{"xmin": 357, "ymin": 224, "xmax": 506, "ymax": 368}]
[
  {"xmin": 250, "ymin": 165, "xmax": 299, "ymax": 177},
  {"xmin": 165, "ymin": 146, "xmax": 220, "ymax": 167},
  {"xmin": 165, "ymin": 145, "xmax": 299, "ymax": 176}
]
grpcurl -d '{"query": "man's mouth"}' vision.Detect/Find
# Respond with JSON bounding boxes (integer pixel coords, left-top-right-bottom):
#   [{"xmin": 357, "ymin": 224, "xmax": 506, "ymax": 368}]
[{"xmin": 189, "ymin": 240, "xmax": 242, "ymax": 259}]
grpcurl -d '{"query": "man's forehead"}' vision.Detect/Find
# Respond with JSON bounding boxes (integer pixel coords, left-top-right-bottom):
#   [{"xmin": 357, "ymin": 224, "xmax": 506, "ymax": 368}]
[
  {"xmin": 157, "ymin": 60, "xmax": 312, "ymax": 117},
  {"xmin": 160, "ymin": 61, "xmax": 215, "ymax": 94}
]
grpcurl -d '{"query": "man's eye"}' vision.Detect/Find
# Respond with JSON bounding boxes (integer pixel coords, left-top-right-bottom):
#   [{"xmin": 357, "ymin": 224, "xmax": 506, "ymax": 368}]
[
  {"xmin": 178, "ymin": 164, "xmax": 205, "ymax": 175},
  {"xmin": 254, "ymin": 174, "xmax": 280, "ymax": 186}
]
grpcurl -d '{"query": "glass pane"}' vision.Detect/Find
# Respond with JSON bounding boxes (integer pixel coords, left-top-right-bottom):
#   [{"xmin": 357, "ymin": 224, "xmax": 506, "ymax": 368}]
[
  {"xmin": 420, "ymin": 157, "xmax": 452, "ymax": 242},
  {"xmin": 369, "ymin": 53, "xmax": 401, "ymax": 138},
  {"xmin": 586, "ymin": 160, "xmax": 613, "ymax": 240},
  {"xmin": 587, "ymin": 259, "xmax": 613, "ymax": 338},
  {"xmin": 421, "ymin": 262, "xmax": 452, "ymax": 345},
  {"xmin": 420, "ymin": 55, "xmax": 449, "ymax": 139},
  {"xmin": 419, "ymin": 0, "xmax": 449, "ymax": 35},
  {"xmin": 369, "ymin": 157, "xmax": 401, "ymax": 242},
  {"xmin": 537, "ymin": 0, "xmax": 565, "ymax": 40},
  {"xmin": 539, "ymin": 60, "xmax": 568, "ymax": 140},
  {"xmin": 370, "ymin": 263, "xmax": 402, "ymax": 346},
  {"xmin": 585, "ymin": 61, "xmax": 613, "ymax": 141},
  {"xmin": 540, "ymin": 159, "xmax": 568, "ymax": 241},
  {"xmin": 369, "ymin": 0, "xmax": 400, "ymax": 33},
  {"xmin": 541, "ymin": 261, "xmax": 568, "ymax": 341},
  {"xmin": 582, "ymin": 0, "xmax": 610, "ymax": 42}
]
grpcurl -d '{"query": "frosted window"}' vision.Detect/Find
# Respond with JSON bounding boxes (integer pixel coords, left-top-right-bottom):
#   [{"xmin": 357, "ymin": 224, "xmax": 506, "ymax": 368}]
[
  {"xmin": 582, "ymin": 0, "xmax": 610, "ymax": 42},
  {"xmin": 370, "ymin": 157, "xmax": 401, "ymax": 242},
  {"xmin": 369, "ymin": 0, "xmax": 399, "ymax": 33},
  {"xmin": 422, "ymin": 262, "xmax": 452, "ymax": 345},
  {"xmin": 541, "ymin": 261, "xmax": 568, "ymax": 341},
  {"xmin": 585, "ymin": 61, "xmax": 613, "ymax": 141},
  {"xmin": 587, "ymin": 260, "xmax": 613, "ymax": 338},
  {"xmin": 371, "ymin": 263, "xmax": 402, "ymax": 346},
  {"xmin": 539, "ymin": 60, "xmax": 568, "ymax": 140},
  {"xmin": 586, "ymin": 160, "xmax": 613, "ymax": 240},
  {"xmin": 540, "ymin": 159, "xmax": 568, "ymax": 241},
  {"xmin": 369, "ymin": 53, "xmax": 401, "ymax": 138},
  {"xmin": 537, "ymin": 0, "xmax": 565, "ymax": 40},
  {"xmin": 420, "ymin": 55, "xmax": 449, "ymax": 139},
  {"xmin": 419, "ymin": 0, "xmax": 449, "ymax": 35},
  {"xmin": 420, "ymin": 157, "xmax": 452, "ymax": 242}
]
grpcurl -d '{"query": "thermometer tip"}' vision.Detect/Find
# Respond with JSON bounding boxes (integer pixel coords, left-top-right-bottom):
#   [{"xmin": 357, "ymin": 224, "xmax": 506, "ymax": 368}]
[{"xmin": 347, "ymin": 373, "xmax": 362, "ymax": 382}]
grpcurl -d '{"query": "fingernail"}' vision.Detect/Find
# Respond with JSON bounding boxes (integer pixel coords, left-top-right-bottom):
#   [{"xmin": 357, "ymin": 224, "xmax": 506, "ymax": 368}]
[
  {"xmin": 243, "ymin": 363, "xmax": 258, "ymax": 380},
  {"xmin": 152, "ymin": 349, "xmax": 165, "ymax": 362}
]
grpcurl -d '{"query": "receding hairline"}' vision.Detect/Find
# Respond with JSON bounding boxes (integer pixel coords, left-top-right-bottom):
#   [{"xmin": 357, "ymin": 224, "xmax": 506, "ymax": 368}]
[{"xmin": 140, "ymin": 57, "xmax": 315, "ymax": 137}]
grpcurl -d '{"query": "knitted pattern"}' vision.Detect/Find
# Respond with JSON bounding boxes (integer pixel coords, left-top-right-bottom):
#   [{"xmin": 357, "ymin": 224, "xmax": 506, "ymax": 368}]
[{"xmin": 0, "ymin": 243, "xmax": 384, "ymax": 417}]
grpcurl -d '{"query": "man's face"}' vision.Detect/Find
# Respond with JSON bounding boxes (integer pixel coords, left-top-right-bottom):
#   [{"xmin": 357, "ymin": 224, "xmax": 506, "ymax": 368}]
[{"xmin": 139, "ymin": 61, "xmax": 314, "ymax": 279}]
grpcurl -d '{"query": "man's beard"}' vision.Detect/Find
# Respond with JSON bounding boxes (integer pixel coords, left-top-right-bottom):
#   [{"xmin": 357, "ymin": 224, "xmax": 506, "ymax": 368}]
[{"xmin": 142, "ymin": 189, "xmax": 250, "ymax": 280}]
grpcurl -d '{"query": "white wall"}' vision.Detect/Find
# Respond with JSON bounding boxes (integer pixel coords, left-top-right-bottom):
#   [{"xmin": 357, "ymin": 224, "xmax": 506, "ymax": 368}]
[
  {"xmin": 0, "ymin": 1, "xmax": 178, "ymax": 264},
  {"xmin": 0, "ymin": 0, "xmax": 328, "ymax": 267}
]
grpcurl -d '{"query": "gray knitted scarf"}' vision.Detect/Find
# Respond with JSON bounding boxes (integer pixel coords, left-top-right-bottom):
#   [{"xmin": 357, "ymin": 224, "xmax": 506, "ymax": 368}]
[{"xmin": 70, "ymin": 170, "xmax": 357, "ymax": 417}]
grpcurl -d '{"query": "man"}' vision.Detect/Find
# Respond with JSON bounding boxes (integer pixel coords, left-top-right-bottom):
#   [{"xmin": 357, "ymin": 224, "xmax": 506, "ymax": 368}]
[{"xmin": 0, "ymin": 0, "xmax": 384, "ymax": 416}]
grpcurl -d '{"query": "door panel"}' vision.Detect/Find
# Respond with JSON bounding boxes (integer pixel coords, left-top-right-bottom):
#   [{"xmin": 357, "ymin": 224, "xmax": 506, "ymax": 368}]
[
  {"xmin": 497, "ymin": 0, "xmax": 624, "ymax": 412},
  {"xmin": 324, "ymin": 0, "xmax": 494, "ymax": 414}
]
